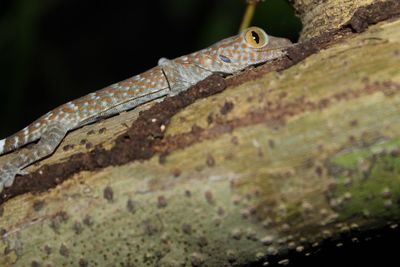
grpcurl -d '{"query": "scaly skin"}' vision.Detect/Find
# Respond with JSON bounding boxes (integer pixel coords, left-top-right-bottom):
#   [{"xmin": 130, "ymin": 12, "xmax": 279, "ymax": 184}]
[{"xmin": 0, "ymin": 27, "xmax": 292, "ymax": 192}]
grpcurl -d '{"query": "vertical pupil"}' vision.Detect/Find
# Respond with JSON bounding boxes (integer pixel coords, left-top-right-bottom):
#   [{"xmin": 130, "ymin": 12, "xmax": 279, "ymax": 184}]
[{"xmin": 251, "ymin": 31, "xmax": 260, "ymax": 44}]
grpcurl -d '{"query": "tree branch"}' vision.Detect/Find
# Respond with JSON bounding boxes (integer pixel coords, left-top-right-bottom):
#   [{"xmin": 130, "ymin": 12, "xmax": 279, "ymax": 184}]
[{"xmin": 1, "ymin": 0, "xmax": 399, "ymax": 266}]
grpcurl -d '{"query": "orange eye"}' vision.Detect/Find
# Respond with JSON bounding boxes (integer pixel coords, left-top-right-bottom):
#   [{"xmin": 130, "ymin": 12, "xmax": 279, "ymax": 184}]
[{"xmin": 244, "ymin": 27, "xmax": 269, "ymax": 48}]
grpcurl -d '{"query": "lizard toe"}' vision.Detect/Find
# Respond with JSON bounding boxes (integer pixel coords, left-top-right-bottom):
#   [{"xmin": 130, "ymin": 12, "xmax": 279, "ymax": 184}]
[
  {"xmin": 4, "ymin": 174, "xmax": 16, "ymax": 188},
  {"xmin": 17, "ymin": 169, "xmax": 28, "ymax": 176},
  {"xmin": 0, "ymin": 169, "xmax": 18, "ymax": 188}
]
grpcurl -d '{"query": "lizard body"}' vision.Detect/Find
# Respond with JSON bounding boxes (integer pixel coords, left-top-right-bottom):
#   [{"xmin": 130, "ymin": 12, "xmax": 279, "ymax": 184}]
[{"xmin": 0, "ymin": 27, "xmax": 292, "ymax": 192}]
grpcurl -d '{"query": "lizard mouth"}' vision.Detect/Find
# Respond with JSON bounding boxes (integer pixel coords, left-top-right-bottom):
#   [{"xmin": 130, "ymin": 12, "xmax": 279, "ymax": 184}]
[{"xmin": 266, "ymin": 36, "xmax": 293, "ymax": 51}]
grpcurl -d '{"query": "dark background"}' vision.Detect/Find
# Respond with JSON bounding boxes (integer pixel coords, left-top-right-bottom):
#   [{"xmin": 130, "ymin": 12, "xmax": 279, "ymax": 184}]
[{"xmin": 0, "ymin": 0, "xmax": 398, "ymax": 266}]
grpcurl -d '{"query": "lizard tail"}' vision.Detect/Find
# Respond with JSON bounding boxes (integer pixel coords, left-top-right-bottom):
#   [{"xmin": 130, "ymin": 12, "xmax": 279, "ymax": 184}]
[{"xmin": 0, "ymin": 121, "xmax": 45, "ymax": 156}]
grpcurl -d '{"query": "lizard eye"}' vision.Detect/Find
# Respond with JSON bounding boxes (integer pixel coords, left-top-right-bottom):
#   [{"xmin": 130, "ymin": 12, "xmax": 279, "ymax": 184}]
[{"xmin": 244, "ymin": 27, "xmax": 269, "ymax": 48}]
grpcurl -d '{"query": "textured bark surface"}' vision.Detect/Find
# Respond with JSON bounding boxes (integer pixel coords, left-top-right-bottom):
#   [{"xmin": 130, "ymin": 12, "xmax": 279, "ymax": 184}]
[
  {"xmin": 1, "ymin": 0, "xmax": 400, "ymax": 266},
  {"xmin": 290, "ymin": 0, "xmax": 400, "ymax": 40}
]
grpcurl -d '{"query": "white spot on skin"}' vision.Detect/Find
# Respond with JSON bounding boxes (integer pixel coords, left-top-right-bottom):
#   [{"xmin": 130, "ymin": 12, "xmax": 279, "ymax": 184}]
[
  {"xmin": 0, "ymin": 139, "xmax": 5, "ymax": 153},
  {"xmin": 13, "ymin": 137, "xmax": 19, "ymax": 147},
  {"xmin": 23, "ymin": 127, "xmax": 29, "ymax": 136},
  {"xmin": 23, "ymin": 129, "xmax": 30, "ymax": 143},
  {"xmin": 68, "ymin": 103, "xmax": 76, "ymax": 110}
]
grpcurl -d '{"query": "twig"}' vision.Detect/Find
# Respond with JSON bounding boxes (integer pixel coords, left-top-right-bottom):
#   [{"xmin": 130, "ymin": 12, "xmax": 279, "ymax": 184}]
[{"xmin": 239, "ymin": 0, "xmax": 263, "ymax": 32}]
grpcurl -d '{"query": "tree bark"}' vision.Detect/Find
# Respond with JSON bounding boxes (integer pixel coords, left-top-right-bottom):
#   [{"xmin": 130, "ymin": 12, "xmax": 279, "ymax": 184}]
[{"xmin": 1, "ymin": 0, "xmax": 400, "ymax": 266}]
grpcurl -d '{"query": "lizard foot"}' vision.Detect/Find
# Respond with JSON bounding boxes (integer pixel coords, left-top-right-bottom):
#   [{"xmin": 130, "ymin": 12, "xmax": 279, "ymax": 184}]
[{"xmin": 0, "ymin": 167, "xmax": 23, "ymax": 192}]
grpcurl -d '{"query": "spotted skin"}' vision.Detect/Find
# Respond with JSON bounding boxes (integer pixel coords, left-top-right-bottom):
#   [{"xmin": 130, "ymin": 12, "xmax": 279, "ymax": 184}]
[{"xmin": 0, "ymin": 27, "xmax": 292, "ymax": 192}]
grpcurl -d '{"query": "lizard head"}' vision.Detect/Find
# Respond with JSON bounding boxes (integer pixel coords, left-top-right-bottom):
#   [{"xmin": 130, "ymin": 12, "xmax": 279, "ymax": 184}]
[{"xmin": 186, "ymin": 27, "xmax": 292, "ymax": 74}]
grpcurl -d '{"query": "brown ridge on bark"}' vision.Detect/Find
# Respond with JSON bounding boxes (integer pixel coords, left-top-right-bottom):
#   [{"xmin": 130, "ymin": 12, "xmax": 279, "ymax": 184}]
[{"xmin": 344, "ymin": 0, "xmax": 400, "ymax": 32}]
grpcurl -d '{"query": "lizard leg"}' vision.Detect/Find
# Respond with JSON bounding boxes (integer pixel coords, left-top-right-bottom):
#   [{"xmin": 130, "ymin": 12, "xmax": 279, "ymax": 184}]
[
  {"xmin": 0, "ymin": 123, "xmax": 68, "ymax": 192},
  {"xmin": 158, "ymin": 58, "xmax": 193, "ymax": 95},
  {"xmin": 159, "ymin": 57, "xmax": 213, "ymax": 96}
]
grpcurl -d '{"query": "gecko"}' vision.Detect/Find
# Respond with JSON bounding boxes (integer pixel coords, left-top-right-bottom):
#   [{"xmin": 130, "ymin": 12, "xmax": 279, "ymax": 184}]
[{"xmin": 0, "ymin": 27, "xmax": 292, "ymax": 192}]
